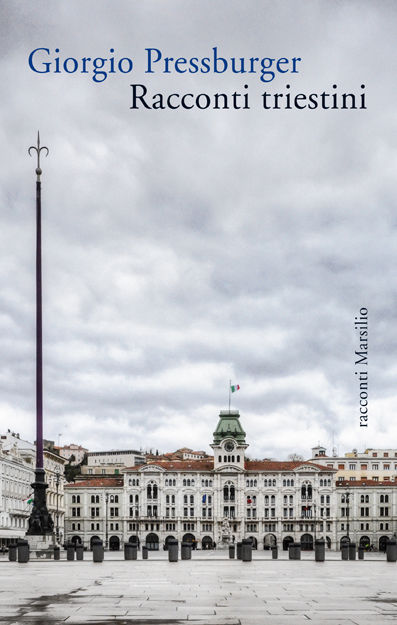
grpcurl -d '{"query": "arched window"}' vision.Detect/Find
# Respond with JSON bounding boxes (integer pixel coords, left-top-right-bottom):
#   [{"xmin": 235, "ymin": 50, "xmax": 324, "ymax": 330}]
[
  {"xmin": 283, "ymin": 480, "xmax": 286, "ymax": 487},
  {"xmin": 224, "ymin": 456, "xmax": 227, "ymax": 463},
  {"xmin": 218, "ymin": 456, "xmax": 221, "ymax": 463},
  {"xmin": 301, "ymin": 485, "xmax": 306, "ymax": 499},
  {"xmin": 291, "ymin": 479, "xmax": 294, "ymax": 486},
  {"xmin": 380, "ymin": 494, "xmax": 384, "ymax": 503},
  {"xmin": 76, "ymin": 495, "xmax": 80, "ymax": 503},
  {"xmin": 360, "ymin": 495, "xmax": 364, "ymax": 503},
  {"xmin": 272, "ymin": 479, "xmax": 276, "ymax": 486},
  {"xmin": 147, "ymin": 485, "xmax": 152, "ymax": 498},
  {"xmin": 236, "ymin": 455, "xmax": 240, "ymax": 463},
  {"xmin": 183, "ymin": 479, "xmax": 186, "ymax": 486},
  {"xmin": 320, "ymin": 479, "xmax": 323, "ymax": 487}
]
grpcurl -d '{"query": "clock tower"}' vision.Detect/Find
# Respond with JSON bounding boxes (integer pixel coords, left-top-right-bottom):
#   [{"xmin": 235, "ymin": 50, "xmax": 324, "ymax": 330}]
[{"xmin": 211, "ymin": 410, "xmax": 248, "ymax": 471}]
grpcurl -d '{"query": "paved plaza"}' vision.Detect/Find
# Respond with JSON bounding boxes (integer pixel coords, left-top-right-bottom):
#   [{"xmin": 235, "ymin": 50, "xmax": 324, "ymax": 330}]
[{"xmin": 0, "ymin": 551, "xmax": 396, "ymax": 625}]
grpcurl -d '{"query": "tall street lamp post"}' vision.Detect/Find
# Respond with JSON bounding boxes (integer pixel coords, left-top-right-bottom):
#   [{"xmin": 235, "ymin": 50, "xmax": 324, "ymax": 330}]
[
  {"xmin": 26, "ymin": 133, "xmax": 54, "ymax": 538},
  {"xmin": 55, "ymin": 471, "xmax": 60, "ymax": 542},
  {"xmin": 346, "ymin": 489, "xmax": 350, "ymax": 542},
  {"xmin": 105, "ymin": 493, "xmax": 109, "ymax": 549}
]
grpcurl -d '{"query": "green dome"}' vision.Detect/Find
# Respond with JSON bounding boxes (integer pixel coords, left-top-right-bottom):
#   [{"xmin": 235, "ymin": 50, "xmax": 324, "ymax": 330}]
[{"xmin": 213, "ymin": 410, "xmax": 246, "ymax": 444}]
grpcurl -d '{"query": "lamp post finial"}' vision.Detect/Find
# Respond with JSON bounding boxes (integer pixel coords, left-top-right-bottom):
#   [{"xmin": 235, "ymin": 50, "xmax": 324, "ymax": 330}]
[{"xmin": 28, "ymin": 131, "xmax": 49, "ymax": 180}]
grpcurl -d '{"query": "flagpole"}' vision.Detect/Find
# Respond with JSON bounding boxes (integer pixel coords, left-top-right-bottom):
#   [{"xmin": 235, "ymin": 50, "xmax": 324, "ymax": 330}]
[{"xmin": 228, "ymin": 380, "xmax": 231, "ymax": 412}]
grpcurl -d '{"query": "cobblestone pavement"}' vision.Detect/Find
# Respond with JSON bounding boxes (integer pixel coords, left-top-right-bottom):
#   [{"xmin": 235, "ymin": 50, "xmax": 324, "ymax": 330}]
[{"xmin": 0, "ymin": 551, "xmax": 396, "ymax": 625}]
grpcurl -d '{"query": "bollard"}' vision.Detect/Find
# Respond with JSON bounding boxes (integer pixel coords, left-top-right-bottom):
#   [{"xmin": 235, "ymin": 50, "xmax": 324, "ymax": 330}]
[
  {"xmin": 348, "ymin": 542, "xmax": 356, "ymax": 561},
  {"xmin": 142, "ymin": 546, "xmax": 148, "ymax": 559},
  {"xmin": 8, "ymin": 544, "xmax": 17, "ymax": 562},
  {"xmin": 92, "ymin": 538, "xmax": 104, "ymax": 563},
  {"xmin": 124, "ymin": 542, "xmax": 134, "ymax": 560},
  {"xmin": 386, "ymin": 539, "xmax": 397, "ymax": 563},
  {"xmin": 315, "ymin": 538, "xmax": 325, "ymax": 562},
  {"xmin": 66, "ymin": 543, "xmax": 75, "ymax": 561},
  {"xmin": 358, "ymin": 546, "xmax": 364, "ymax": 560},
  {"xmin": 17, "ymin": 539, "xmax": 30, "ymax": 563},
  {"xmin": 289, "ymin": 542, "xmax": 301, "ymax": 560},
  {"xmin": 288, "ymin": 542, "xmax": 301, "ymax": 560},
  {"xmin": 181, "ymin": 542, "xmax": 192, "ymax": 560},
  {"xmin": 75, "ymin": 544, "xmax": 84, "ymax": 561},
  {"xmin": 271, "ymin": 545, "xmax": 278, "ymax": 560},
  {"xmin": 229, "ymin": 544, "xmax": 235, "ymax": 559},
  {"xmin": 241, "ymin": 539, "xmax": 252, "ymax": 562},
  {"xmin": 236, "ymin": 542, "xmax": 243, "ymax": 560},
  {"xmin": 168, "ymin": 539, "xmax": 178, "ymax": 562},
  {"xmin": 341, "ymin": 543, "xmax": 349, "ymax": 560}
]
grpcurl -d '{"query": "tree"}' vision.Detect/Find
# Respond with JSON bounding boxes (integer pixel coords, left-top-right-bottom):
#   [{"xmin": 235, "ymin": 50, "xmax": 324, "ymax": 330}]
[{"xmin": 288, "ymin": 453, "xmax": 304, "ymax": 462}]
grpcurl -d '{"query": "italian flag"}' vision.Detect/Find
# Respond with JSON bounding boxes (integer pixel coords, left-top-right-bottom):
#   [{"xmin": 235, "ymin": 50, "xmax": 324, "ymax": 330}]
[
  {"xmin": 231, "ymin": 384, "xmax": 240, "ymax": 393},
  {"xmin": 24, "ymin": 494, "xmax": 34, "ymax": 504}
]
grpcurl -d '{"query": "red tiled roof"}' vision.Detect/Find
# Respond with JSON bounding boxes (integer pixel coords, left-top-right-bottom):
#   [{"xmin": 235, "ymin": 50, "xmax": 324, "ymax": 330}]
[
  {"xmin": 124, "ymin": 459, "xmax": 215, "ymax": 472},
  {"xmin": 64, "ymin": 478, "xmax": 123, "ymax": 488},
  {"xmin": 245, "ymin": 460, "xmax": 336, "ymax": 472},
  {"xmin": 123, "ymin": 458, "xmax": 336, "ymax": 473}
]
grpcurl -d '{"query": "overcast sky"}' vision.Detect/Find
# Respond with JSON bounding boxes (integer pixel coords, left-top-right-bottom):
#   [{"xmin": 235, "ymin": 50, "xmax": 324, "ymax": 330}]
[{"xmin": 1, "ymin": 1, "xmax": 396, "ymax": 460}]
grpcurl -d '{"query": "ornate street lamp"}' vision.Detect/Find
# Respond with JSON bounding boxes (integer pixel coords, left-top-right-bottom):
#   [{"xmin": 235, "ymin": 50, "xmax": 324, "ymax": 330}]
[{"xmin": 26, "ymin": 133, "xmax": 54, "ymax": 538}]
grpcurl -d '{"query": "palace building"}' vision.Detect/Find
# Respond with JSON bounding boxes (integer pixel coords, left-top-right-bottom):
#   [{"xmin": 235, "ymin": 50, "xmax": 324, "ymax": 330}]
[{"xmin": 64, "ymin": 410, "xmax": 339, "ymax": 551}]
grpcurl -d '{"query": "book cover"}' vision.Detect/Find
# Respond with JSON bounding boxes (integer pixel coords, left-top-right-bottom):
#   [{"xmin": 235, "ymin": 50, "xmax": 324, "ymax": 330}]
[{"xmin": 1, "ymin": 1, "xmax": 396, "ymax": 624}]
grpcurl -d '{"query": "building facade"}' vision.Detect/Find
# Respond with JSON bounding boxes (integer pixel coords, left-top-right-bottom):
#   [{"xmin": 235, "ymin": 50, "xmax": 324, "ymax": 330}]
[
  {"xmin": 311, "ymin": 445, "xmax": 397, "ymax": 483},
  {"xmin": 65, "ymin": 410, "xmax": 341, "ymax": 551},
  {"xmin": 59, "ymin": 444, "xmax": 88, "ymax": 465},
  {"xmin": 0, "ymin": 431, "xmax": 67, "ymax": 546},
  {"xmin": 80, "ymin": 449, "xmax": 146, "ymax": 477},
  {"xmin": 0, "ymin": 438, "xmax": 34, "ymax": 546}
]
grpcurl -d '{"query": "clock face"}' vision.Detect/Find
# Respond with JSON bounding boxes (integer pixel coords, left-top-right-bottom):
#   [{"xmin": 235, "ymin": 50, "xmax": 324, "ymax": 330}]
[{"xmin": 224, "ymin": 441, "xmax": 235, "ymax": 452}]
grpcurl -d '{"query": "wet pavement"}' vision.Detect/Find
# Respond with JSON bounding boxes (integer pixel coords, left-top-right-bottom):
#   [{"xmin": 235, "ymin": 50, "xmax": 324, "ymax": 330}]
[{"xmin": 0, "ymin": 550, "xmax": 396, "ymax": 625}]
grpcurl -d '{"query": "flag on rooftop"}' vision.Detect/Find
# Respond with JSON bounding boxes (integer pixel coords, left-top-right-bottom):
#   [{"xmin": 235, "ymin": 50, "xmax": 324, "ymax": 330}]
[{"xmin": 231, "ymin": 384, "xmax": 240, "ymax": 393}]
